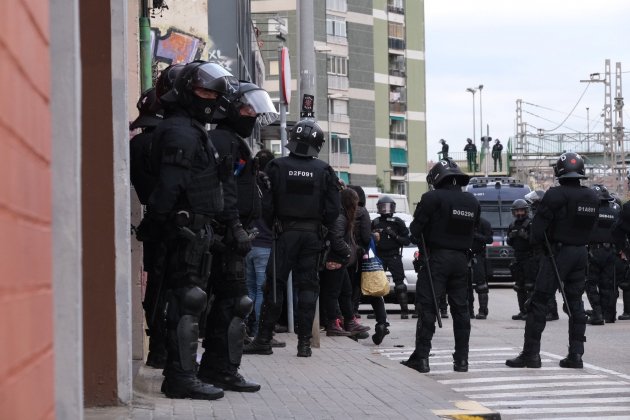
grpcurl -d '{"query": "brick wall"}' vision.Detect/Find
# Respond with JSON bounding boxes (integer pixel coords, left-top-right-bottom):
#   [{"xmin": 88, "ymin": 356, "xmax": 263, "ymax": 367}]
[{"xmin": 0, "ymin": 1, "xmax": 54, "ymax": 419}]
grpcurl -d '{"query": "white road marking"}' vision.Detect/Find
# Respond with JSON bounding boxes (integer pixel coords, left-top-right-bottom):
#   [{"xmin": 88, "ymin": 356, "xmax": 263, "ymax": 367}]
[
  {"xmin": 501, "ymin": 405, "xmax": 630, "ymax": 415},
  {"xmin": 454, "ymin": 379, "xmax": 626, "ymax": 392},
  {"xmin": 438, "ymin": 374, "xmax": 605, "ymax": 385},
  {"xmin": 484, "ymin": 396, "xmax": 630, "ymax": 407},
  {"xmin": 467, "ymin": 386, "xmax": 630, "ymax": 399}
]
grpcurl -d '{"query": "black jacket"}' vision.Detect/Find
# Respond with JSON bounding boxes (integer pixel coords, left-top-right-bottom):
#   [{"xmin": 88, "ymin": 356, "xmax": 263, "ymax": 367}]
[{"xmin": 327, "ymin": 212, "xmax": 353, "ymax": 266}]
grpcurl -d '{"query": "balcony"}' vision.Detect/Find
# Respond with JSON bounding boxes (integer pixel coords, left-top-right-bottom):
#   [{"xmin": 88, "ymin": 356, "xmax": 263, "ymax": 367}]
[
  {"xmin": 328, "ymin": 74, "xmax": 349, "ymax": 90},
  {"xmin": 326, "ymin": 0, "xmax": 348, "ymax": 12},
  {"xmin": 388, "ymin": 67, "xmax": 406, "ymax": 78},
  {"xmin": 389, "ymin": 102, "xmax": 406, "ymax": 113},
  {"xmin": 389, "ymin": 132, "xmax": 407, "ymax": 141},
  {"xmin": 388, "ymin": 37, "xmax": 405, "ymax": 50},
  {"xmin": 330, "ymin": 113, "xmax": 350, "ymax": 124},
  {"xmin": 387, "ymin": 5, "xmax": 404, "ymax": 14},
  {"xmin": 330, "ymin": 152, "xmax": 351, "ymax": 168}
]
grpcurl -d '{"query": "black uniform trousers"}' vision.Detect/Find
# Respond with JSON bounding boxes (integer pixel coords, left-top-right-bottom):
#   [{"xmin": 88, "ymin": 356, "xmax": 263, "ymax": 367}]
[
  {"xmin": 524, "ymin": 244, "xmax": 587, "ymax": 355},
  {"xmin": 380, "ymin": 254, "xmax": 405, "ymax": 286},
  {"xmin": 468, "ymin": 253, "xmax": 488, "ymax": 313},
  {"xmin": 258, "ymin": 229, "xmax": 322, "ymax": 340},
  {"xmin": 415, "ymin": 249, "xmax": 470, "ymax": 360},
  {"xmin": 200, "ymin": 248, "xmax": 249, "ymax": 374},
  {"xmin": 586, "ymin": 245, "xmax": 616, "ymax": 320}
]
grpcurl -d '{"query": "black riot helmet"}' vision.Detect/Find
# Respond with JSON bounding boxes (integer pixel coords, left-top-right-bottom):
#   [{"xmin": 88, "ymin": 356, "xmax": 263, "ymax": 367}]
[
  {"xmin": 162, "ymin": 61, "xmax": 238, "ymax": 123},
  {"xmin": 214, "ymin": 82, "xmax": 279, "ymax": 137},
  {"xmin": 591, "ymin": 184, "xmax": 612, "ymax": 201},
  {"xmin": 129, "ymin": 88, "xmax": 162, "ymax": 130},
  {"xmin": 426, "ymin": 158, "xmax": 470, "ymax": 189},
  {"xmin": 376, "ymin": 195, "xmax": 396, "ymax": 215},
  {"xmin": 286, "ymin": 119, "xmax": 325, "ymax": 157},
  {"xmin": 511, "ymin": 198, "xmax": 530, "ymax": 220},
  {"xmin": 155, "ymin": 63, "xmax": 185, "ymax": 101},
  {"xmin": 554, "ymin": 152, "xmax": 586, "ymax": 179}
]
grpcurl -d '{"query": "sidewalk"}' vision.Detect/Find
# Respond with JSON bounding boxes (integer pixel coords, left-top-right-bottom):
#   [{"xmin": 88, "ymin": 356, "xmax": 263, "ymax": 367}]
[{"xmin": 85, "ymin": 333, "xmax": 488, "ymax": 420}]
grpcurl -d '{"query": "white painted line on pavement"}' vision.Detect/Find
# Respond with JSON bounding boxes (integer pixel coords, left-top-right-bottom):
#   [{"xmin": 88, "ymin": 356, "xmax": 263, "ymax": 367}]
[
  {"xmin": 454, "ymin": 379, "xmax": 626, "ymax": 392},
  {"xmin": 484, "ymin": 396, "xmax": 630, "ymax": 407},
  {"xmin": 467, "ymin": 386, "xmax": 630, "ymax": 399},
  {"xmin": 500, "ymin": 405, "xmax": 630, "ymax": 415},
  {"xmin": 541, "ymin": 351, "xmax": 630, "ymax": 381},
  {"xmin": 372, "ymin": 347, "xmax": 515, "ymax": 354},
  {"xmin": 427, "ymin": 366, "xmax": 566, "ymax": 375},
  {"xmin": 439, "ymin": 374, "xmax": 605, "ymax": 385},
  {"xmin": 515, "ymin": 416, "xmax": 630, "ymax": 420}
]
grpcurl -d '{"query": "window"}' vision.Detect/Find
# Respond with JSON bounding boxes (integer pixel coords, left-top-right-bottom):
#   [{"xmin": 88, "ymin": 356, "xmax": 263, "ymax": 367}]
[
  {"xmin": 331, "ymin": 134, "xmax": 350, "ymax": 154},
  {"xmin": 326, "ymin": 16, "xmax": 347, "ymax": 38},
  {"xmin": 326, "ymin": 0, "xmax": 347, "ymax": 12},
  {"xmin": 387, "ymin": 0, "xmax": 404, "ymax": 14},
  {"xmin": 268, "ymin": 60, "xmax": 279, "ymax": 76},
  {"xmin": 389, "ymin": 118, "xmax": 406, "ymax": 135},
  {"xmin": 388, "ymin": 54, "xmax": 406, "ymax": 77},
  {"xmin": 327, "ymin": 56, "xmax": 348, "ymax": 76},
  {"xmin": 329, "ymin": 99, "xmax": 348, "ymax": 115},
  {"xmin": 388, "ymin": 22, "xmax": 404, "ymax": 39}
]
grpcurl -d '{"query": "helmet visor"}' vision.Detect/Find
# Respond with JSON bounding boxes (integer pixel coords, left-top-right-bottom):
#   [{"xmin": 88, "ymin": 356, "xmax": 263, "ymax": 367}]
[
  {"xmin": 240, "ymin": 89, "xmax": 279, "ymax": 126},
  {"xmin": 192, "ymin": 63, "xmax": 238, "ymax": 94}
]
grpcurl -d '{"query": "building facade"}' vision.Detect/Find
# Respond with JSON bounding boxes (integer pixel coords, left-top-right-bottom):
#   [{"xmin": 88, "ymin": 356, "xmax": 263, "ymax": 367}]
[{"xmin": 252, "ymin": 0, "xmax": 428, "ymax": 207}]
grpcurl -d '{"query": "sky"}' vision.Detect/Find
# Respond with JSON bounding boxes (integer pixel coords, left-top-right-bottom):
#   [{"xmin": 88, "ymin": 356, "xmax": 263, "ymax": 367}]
[{"xmin": 424, "ymin": 0, "xmax": 630, "ymax": 160}]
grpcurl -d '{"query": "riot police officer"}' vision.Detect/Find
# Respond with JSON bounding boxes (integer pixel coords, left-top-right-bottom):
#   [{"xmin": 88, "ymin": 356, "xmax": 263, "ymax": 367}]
[
  {"xmin": 129, "ymin": 87, "xmax": 167, "ymax": 368},
  {"xmin": 613, "ymin": 200, "xmax": 630, "ymax": 320},
  {"xmin": 524, "ymin": 190, "xmax": 560, "ymax": 321},
  {"xmin": 469, "ymin": 216, "xmax": 492, "ymax": 319},
  {"xmin": 137, "ymin": 61, "xmax": 238, "ymax": 400},
  {"xmin": 372, "ymin": 196, "xmax": 412, "ymax": 318},
  {"xmin": 196, "ymin": 82, "xmax": 279, "ymax": 392},
  {"xmin": 244, "ymin": 119, "xmax": 340, "ymax": 357},
  {"xmin": 402, "ymin": 159, "xmax": 480, "ymax": 373},
  {"xmin": 586, "ymin": 184, "xmax": 620, "ymax": 325},
  {"xmin": 507, "ymin": 199, "xmax": 536, "ymax": 321},
  {"xmin": 506, "ymin": 152, "xmax": 599, "ymax": 369}
]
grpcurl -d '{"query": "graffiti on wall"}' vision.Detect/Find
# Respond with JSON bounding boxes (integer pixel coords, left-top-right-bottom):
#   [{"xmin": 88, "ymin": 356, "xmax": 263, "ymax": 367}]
[
  {"xmin": 151, "ymin": 28, "xmax": 206, "ymax": 66},
  {"xmin": 207, "ymin": 48, "xmax": 233, "ymax": 73}
]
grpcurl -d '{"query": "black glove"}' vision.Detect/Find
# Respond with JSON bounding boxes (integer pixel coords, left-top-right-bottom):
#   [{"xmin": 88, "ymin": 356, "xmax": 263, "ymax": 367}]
[
  {"xmin": 136, "ymin": 216, "xmax": 162, "ymax": 243},
  {"xmin": 384, "ymin": 226, "xmax": 397, "ymax": 238},
  {"xmin": 230, "ymin": 222, "xmax": 252, "ymax": 256}
]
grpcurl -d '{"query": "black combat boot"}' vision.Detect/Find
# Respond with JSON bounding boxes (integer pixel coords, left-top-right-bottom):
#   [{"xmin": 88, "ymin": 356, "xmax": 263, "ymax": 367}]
[
  {"xmin": 505, "ymin": 352, "xmax": 542, "ymax": 368},
  {"xmin": 198, "ymin": 367, "xmax": 261, "ymax": 393},
  {"xmin": 475, "ymin": 293, "xmax": 489, "ymax": 319},
  {"xmin": 162, "ymin": 375, "xmax": 224, "ymax": 400},
  {"xmin": 297, "ymin": 337, "xmax": 312, "ymax": 357},
  {"xmin": 453, "ymin": 354, "xmax": 468, "ymax": 372},
  {"xmin": 371, "ymin": 322, "xmax": 390, "ymax": 345},
  {"xmin": 587, "ymin": 307, "xmax": 604, "ymax": 325},
  {"xmin": 344, "ymin": 317, "xmax": 370, "ymax": 334},
  {"xmin": 401, "ymin": 351, "xmax": 430, "ymax": 373},
  {"xmin": 559, "ymin": 353, "xmax": 583, "ymax": 369},
  {"xmin": 618, "ymin": 312, "xmax": 630, "ymax": 320}
]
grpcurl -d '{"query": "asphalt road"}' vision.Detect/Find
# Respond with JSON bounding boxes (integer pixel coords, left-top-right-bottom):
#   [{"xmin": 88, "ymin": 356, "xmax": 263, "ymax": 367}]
[{"xmin": 358, "ymin": 287, "xmax": 630, "ymax": 419}]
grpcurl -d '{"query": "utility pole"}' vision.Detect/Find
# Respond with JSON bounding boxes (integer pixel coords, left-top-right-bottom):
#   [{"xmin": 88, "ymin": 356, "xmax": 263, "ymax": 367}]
[{"xmin": 615, "ymin": 61, "xmax": 626, "ymax": 195}]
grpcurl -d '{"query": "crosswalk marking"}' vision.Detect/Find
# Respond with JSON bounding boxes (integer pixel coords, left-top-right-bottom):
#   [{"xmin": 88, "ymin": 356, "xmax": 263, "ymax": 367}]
[
  {"xmin": 376, "ymin": 346, "xmax": 630, "ymax": 419},
  {"xmin": 438, "ymin": 374, "xmax": 605, "ymax": 385}
]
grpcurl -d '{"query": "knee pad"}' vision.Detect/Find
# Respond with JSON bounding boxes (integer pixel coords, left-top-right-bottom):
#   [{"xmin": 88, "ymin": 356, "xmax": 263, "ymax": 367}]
[
  {"xmin": 394, "ymin": 283, "xmax": 407, "ymax": 294},
  {"xmin": 475, "ymin": 282, "xmax": 489, "ymax": 293},
  {"xmin": 178, "ymin": 286, "xmax": 207, "ymax": 316},
  {"xmin": 233, "ymin": 295, "xmax": 254, "ymax": 319}
]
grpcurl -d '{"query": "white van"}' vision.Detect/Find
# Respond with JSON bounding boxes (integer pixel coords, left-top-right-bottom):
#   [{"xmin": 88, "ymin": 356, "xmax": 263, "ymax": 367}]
[{"xmin": 364, "ymin": 191, "xmax": 411, "ymax": 215}]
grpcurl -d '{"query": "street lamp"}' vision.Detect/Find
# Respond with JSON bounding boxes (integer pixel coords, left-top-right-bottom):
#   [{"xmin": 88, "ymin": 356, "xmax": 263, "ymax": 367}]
[
  {"xmin": 478, "ymin": 84, "xmax": 484, "ymax": 142},
  {"xmin": 466, "ymin": 87, "xmax": 477, "ymax": 147}
]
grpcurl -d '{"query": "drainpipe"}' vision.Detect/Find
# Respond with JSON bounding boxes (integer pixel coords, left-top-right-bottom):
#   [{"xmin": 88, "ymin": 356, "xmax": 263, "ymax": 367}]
[{"xmin": 139, "ymin": 1, "xmax": 153, "ymax": 90}]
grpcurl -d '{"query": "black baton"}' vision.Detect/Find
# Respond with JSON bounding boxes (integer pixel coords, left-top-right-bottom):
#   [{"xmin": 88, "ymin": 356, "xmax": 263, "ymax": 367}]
[
  {"xmin": 543, "ymin": 231, "xmax": 572, "ymax": 320},
  {"xmin": 420, "ymin": 234, "xmax": 442, "ymax": 328}
]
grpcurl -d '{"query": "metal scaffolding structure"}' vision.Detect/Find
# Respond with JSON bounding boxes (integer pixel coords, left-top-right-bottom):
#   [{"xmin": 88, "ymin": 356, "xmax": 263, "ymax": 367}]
[{"xmin": 512, "ymin": 60, "xmax": 627, "ymax": 196}]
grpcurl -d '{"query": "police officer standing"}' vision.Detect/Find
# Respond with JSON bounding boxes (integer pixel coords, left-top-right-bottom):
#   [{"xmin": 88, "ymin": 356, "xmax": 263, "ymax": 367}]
[
  {"xmin": 402, "ymin": 159, "xmax": 480, "ymax": 373},
  {"xmin": 372, "ymin": 196, "xmax": 412, "ymax": 318},
  {"xmin": 507, "ymin": 199, "xmax": 536, "ymax": 321},
  {"xmin": 586, "ymin": 184, "xmax": 620, "ymax": 325},
  {"xmin": 439, "ymin": 138, "xmax": 449, "ymax": 159},
  {"xmin": 244, "ymin": 120, "xmax": 340, "ymax": 357},
  {"xmin": 196, "ymin": 82, "xmax": 279, "ymax": 392},
  {"xmin": 492, "ymin": 139, "xmax": 503, "ymax": 172},
  {"xmin": 129, "ymin": 87, "xmax": 167, "ymax": 368},
  {"xmin": 463, "ymin": 138, "xmax": 477, "ymax": 172},
  {"xmin": 506, "ymin": 152, "xmax": 599, "ymax": 369},
  {"xmin": 137, "ymin": 61, "xmax": 238, "ymax": 400},
  {"xmin": 613, "ymin": 199, "xmax": 630, "ymax": 320},
  {"xmin": 469, "ymin": 216, "xmax": 492, "ymax": 319}
]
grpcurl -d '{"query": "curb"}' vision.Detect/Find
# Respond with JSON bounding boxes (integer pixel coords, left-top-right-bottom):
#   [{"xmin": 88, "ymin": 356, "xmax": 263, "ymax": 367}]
[{"xmin": 433, "ymin": 400, "xmax": 501, "ymax": 419}]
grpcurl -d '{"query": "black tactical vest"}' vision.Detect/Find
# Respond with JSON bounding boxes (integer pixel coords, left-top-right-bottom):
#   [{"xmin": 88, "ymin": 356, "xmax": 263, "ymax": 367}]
[
  {"xmin": 273, "ymin": 156, "xmax": 326, "ymax": 221},
  {"xmin": 548, "ymin": 186, "xmax": 599, "ymax": 246},
  {"xmin": 589, "ymin": 202, "xmax": 619, "ymax": 244},
  {"xmin": 425, "ymin": 189, "xmax": 478, "ymax": 250}
]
